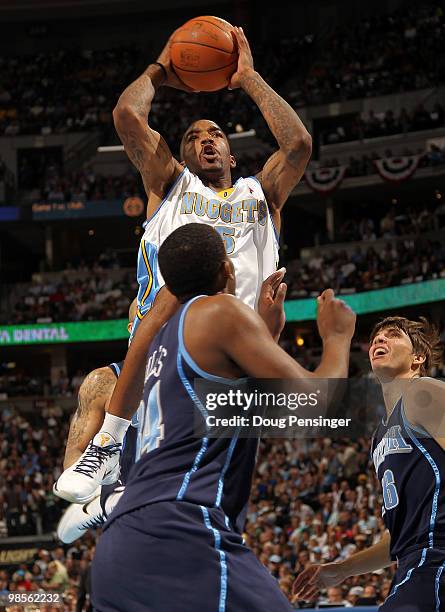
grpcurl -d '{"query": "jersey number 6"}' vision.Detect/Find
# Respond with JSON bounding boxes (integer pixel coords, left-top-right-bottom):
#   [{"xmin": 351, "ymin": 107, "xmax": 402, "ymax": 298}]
[{"xmin": 382, "ymin": 469, "xmax": 399, "ymax": 511}]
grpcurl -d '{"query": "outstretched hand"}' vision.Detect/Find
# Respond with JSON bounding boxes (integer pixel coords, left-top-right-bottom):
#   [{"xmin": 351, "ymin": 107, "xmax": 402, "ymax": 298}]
[
  {"xmin": 228, "ymin": 26, "xmax": 255, "ymax": 90},
  {"xmin": 316, "ymin": 288, "xmax": 356, "ymax": 342},
  {"xmin": 293, "ymin": 563, "xmax": 345, "ymax": 602},
  {"xmin": 257, "ymin": 268, "xmax": 287, "ymax": 342},
  {"xmin": 156, "ymin": 33, "xmax": 197, "ymax": 92}
]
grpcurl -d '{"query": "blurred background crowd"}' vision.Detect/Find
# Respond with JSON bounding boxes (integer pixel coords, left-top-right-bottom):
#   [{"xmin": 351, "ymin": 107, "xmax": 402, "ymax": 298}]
[
  {"xmin": 0, "ymin": 407, "xmax": 392, "ymax": 609},
  {"xmin": 1, "ymin": 0, "xmax": 444, "ymax": 609},
  {"xmin": 19, "ymin": 141, "xmax": 445, "ymax": 205},
  {"xmin": 0, "ymin": 2, "xmax": 443, "ymax": 139},
  {"xmin": 2, "ymin": 229, "xmax": 445, "ymax": 324}
]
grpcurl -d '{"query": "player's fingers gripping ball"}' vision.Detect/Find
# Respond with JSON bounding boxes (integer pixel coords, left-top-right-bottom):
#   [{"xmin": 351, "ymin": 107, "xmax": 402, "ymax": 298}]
[{"xmin": 170, "ymin": 16, "xmax": 238, "ymax": 91}]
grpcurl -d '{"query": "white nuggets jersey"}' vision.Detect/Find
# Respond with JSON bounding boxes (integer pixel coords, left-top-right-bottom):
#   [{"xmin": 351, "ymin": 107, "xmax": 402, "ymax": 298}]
[{"xmin": 134, "ymin": 167, "xmax": 279, "ymax": 329}]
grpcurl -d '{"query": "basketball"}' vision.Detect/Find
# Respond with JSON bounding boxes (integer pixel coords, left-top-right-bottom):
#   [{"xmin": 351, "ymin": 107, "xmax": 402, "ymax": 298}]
[{"xmin": 171, "ymin": 16, "xmax": 238, "ymax": 92}]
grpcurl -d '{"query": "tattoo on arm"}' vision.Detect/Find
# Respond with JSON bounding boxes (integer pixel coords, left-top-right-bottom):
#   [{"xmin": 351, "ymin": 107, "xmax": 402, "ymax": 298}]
[
  {"xmin": 118, "ymin": 128, "xmax": 175, "ymax": 198},
  {"xmin": 115, "ymin": 66, "xmax": 164, "ymax": 121},
  {"xmin": 119, "ymin": 129, "xmax": 146, "ymax": 172},
  {"xmin": 258, "ymin": 151, "xmax": 281, "ymax": 183},
  {"xmin": 114, "ymin": 73, "xmax": 157, "ymax": 174},
  {"xmin": 118, "ymin": 76, "xmax": 154, "ymax": 119},
  {"xmin": 113, "ymin": 65, "xmax": 178, "ymax": 196},
  {"xmin": 240, "ymin": 72, "xmax": 311, "ymax": 168}
]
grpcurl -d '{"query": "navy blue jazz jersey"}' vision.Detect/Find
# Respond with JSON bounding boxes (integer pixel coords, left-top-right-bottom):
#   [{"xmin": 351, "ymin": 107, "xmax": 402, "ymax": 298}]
[
  {"xmin": 92, "ymin": 297, "xmax": 294, "ymax": 612},
  {"xmin": 108, "ymin": 297, "xmax": 258, "ymax": 528},
  {"xmin": 372, "ymin": 397, "xmax": 445, "ymax": 611}
]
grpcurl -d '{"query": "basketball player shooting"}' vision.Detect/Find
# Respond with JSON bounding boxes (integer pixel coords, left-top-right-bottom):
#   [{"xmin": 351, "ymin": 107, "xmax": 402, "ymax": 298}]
[
  {"xmin": 112, "ymin": 24, "xmax": 312, "ymax": 335},
  {"xmin": 293, "ymin": 317, "xmax": 445, "ymax": 611}
]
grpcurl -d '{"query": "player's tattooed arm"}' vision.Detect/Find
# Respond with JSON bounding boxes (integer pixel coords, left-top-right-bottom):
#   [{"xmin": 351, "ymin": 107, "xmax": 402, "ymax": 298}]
[
  {"xmin": 229, "ymin": 27, "xmax": 312, "ymax": 228},
  {"xmin": 63, "ymin": 367, "xmax": 117, "ymax": 469},
  {"xmin": 113, "ymin": 35, "xmax": 187, "ymax": 204}
]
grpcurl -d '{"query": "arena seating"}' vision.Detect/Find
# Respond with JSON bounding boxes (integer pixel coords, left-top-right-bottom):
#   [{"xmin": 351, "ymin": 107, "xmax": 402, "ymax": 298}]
[
  {"xmin": 0, "ymin": 407, "xmax": 393, "ymax": 607},
  {"xmin": 0, "ymin": 2, "xmax": 443, "ymax": 138},
  {"xmin": 2, "ymin": 227, "xmax": 445, "ymax": 324},
  {"xmin": 25, "ymin": 142, "xmax": 445, "ymax": 201},
  {"xmin": 321, "ymin": 102, "xmax": 445, "ymax": 145},
  {"xmin": 1, "ymin": 2, "xmax": 444, "ymax": 608}
]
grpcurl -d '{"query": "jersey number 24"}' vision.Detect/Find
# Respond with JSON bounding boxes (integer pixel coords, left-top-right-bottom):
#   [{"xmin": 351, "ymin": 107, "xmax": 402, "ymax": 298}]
[{"xmin": 138, "ymin": 380, "xmax": 165, "ymax": 458}]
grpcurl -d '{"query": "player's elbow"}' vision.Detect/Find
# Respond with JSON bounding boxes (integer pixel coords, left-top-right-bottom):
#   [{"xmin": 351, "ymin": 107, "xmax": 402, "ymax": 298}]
[
  {"xmin": 288, "ymin": 131, "xmax": 312, "ymax": 161},
  {"xmin": 112, "ymin": 103, "xmax": 139, "ymax": 129}
]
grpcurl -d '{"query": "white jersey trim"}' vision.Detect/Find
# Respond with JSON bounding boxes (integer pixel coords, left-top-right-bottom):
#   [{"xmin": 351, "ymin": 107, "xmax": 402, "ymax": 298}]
[
  {"xmin": 247, "ymin": 175, "xmax": 280, "ymax": 245},
  {"xmin": 143, "ymin": 168, "xmax": 188, "ymax": 228}
]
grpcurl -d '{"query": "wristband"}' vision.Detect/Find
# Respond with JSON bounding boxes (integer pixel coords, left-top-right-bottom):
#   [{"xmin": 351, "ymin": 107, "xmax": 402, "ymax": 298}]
[{"xmin": 153, "ymin": 62, "xmax": 168, "ymax": 81}]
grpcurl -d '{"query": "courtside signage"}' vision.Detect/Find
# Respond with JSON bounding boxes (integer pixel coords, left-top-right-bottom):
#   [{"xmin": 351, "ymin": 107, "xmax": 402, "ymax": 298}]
[
  {"xmin": 0, "ymin": 320, "xmax": 128, "ymax": 346},
  {"xmin": 284, "ymin": 278, "xmax": 445, "ymax": 320},
  {"xmin": 31, "ymin": 199, "xmax": 140, "ymax": 220},
  {"xmin": 1, "ymin": 280, "xmax": 444, "ymax": 346}
]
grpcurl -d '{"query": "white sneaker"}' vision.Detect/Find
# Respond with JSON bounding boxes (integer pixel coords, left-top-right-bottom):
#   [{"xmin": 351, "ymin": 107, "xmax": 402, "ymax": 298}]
[
  {"xmin": 57, "ymin": 495, "xmax": 105, "ymax": 544},
  {"xmin": 54, "ymin": 432, "xmax": 121, "ymax": 504}
]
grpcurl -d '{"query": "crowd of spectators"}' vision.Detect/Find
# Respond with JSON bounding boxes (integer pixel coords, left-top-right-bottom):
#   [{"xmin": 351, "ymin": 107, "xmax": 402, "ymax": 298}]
[
  {"xmin": 0, "ymin": 369, "xmax": 86, "ymax": 399},
  {"xmin": 337, "ymin": 201, "xmax": 443, "ymax": 242},
  {"xmin": 0, "ymin": 401, "xmax": 395, "ymax": 609},
  {"xmin": 60, "ymin": 250, "xmax": 125, "ymax": 272},
  {"xmin": 0, "ymin": 543, "xmax": 95, "ymax": 612},
  {"xmin": 0, "ymin": 2, "xmax": 443, "ymax": 140},
  {"xmin": 33, "ymin": 158, "xmax": 269, "ymax": 203},
  {"xmin": 289, "ymin": 3, "xmax": 445, "ymax": 107},
  {"xmin": 0, "ymin": 41, "xmax": 287, "ymax": 140},
  {"xmin": 295, "ymin": 142, "xmax": 445, "ymax": 181},
  {"xmin": 3, "ymin": 202, "xmax": 445, "ymax": 324},
  {"xmin": 0, "ymin": 405, "xmax": 66, "ymax": 538},
  {"xmin": 1, "ymin": 270, "xmax": 136, "ymax": 325},
  {"xmin": 26, "ymin": 164, "xmax": 142, "ymax": 204},
  {"xmin": 0, "ymin": 404, "xmax": 96, "ymax": 610},
  {"xmin": 322, "ymin": 102, "xmax": 445, "ymax": 145},
  {"xmin": 27, "ymin": 138, "xmax": 445, "ymax": 205},
  {"xmin": 286, "ymin": 237, "xmax": 445, "ymax": 299}
]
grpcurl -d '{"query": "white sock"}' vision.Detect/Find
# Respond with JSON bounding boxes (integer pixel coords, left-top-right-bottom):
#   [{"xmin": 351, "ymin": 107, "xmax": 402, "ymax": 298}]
[{"xmin": 98, "ymin": 413, "xmax": 131, "ymax": 444}]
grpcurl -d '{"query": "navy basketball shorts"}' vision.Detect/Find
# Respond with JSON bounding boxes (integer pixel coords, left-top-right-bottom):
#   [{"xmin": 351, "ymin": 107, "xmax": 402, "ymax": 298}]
[
  {"xmin": 91, "ymin": 500, "xmax": 294, "ymax": 612},
  {"xmin": 380, "ymin": 549, "xmax": 445, "ymax": 611}
]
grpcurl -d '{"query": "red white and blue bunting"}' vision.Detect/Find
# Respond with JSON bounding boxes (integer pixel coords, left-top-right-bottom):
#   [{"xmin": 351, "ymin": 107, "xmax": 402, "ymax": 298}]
[
  {"xmin": 373, "ymin": 155, "xmax": 421, "ymax": 183},
  {"xmin": 304, "ymin": 166, "xmax": 347, "ymax": 194}
]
